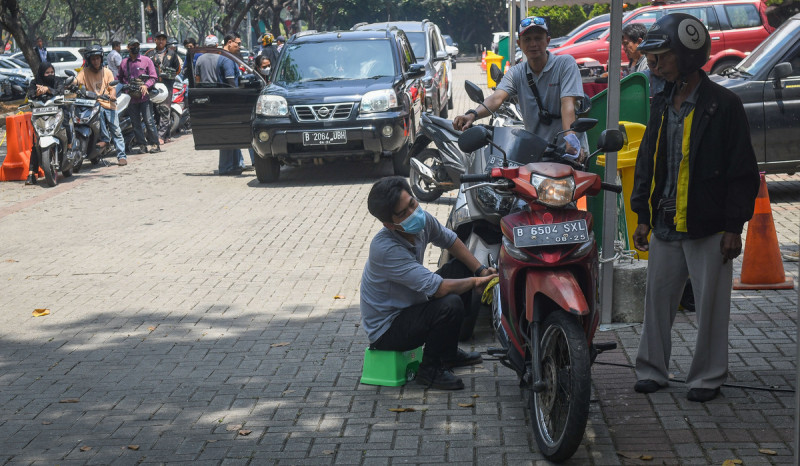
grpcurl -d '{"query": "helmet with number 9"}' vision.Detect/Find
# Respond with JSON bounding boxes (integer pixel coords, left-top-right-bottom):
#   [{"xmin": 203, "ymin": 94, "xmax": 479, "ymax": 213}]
[{"xmin": 638, "ymin": 13, "xmax": 710, "ymax": 77}]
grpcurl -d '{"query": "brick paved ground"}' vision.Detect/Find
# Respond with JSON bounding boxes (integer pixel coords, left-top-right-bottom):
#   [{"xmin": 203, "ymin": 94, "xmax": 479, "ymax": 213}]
[{"xmin": 0, "ymin": 60, "xmax": 797, "ymax": 465}]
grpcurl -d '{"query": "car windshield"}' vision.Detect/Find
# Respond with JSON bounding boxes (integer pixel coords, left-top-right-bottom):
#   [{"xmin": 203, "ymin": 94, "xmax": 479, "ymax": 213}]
[
  {"xmin": 276, "ymin": 40, "xmax": 395, "ymax": 83},
  {"xmin": 735, "ymin": 19, "xmax": 799, "ymax": 76},
  {"xmin": 404, "ymin": 32, "xmax": 427, "ymax": 60}
]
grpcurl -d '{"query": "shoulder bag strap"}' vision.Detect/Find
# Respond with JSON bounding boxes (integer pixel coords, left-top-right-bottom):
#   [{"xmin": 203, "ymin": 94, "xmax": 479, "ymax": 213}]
[{"xmin": 526, "ymin": 71, "xmax": 560, "ymax": 120}]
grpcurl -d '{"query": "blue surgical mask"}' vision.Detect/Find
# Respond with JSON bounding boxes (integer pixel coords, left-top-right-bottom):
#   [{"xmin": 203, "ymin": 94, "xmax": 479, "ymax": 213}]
[{"xmin": 395, "ymin": 206, "xmax": 426, "ymax": 234}]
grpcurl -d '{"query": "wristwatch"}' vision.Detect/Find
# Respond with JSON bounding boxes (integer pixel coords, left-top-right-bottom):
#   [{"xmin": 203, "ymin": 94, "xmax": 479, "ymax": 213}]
[
  {"xmin": 465, "ymin": 109, "xmax": 478, "ymax": 119},
  {"xmin": 473, "ymin": 265, "xmax": 488, "ymax": 277}
]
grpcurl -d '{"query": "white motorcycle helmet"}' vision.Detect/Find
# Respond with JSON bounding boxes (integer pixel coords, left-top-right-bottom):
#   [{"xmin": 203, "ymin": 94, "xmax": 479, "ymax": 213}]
[{"xmin": 149, "ymin": 83, "xmax": 169, "ymax": 104}]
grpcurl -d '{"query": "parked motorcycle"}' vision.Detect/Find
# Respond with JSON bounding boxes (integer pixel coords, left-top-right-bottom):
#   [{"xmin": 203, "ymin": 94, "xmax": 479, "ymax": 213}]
[
  {"xmin": 22, "ymin": 71, "xmax": 80, "ymax": 187},
  {"xmin": 169, "ymin": 76, "xmax": 190, "ymax": 136},
  {"xmin": 457, "ymin": 119, "xmax": 624, "ymax": 462},
  {"xmin": 71, "ymin": 84, "xmax": 119, "ymax": 171}
]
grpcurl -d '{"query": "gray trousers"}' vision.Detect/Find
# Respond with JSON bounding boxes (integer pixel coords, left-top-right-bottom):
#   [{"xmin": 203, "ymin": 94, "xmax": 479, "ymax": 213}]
[{"xmin": 635, "ymin": 233, "xmax": 733, "ymax": 390}]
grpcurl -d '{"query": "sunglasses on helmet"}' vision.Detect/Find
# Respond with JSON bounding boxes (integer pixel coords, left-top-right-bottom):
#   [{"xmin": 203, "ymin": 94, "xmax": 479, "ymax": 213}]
[{"xmin": 520, "ymin": 16, "xmax": 547, "ymax": 29}]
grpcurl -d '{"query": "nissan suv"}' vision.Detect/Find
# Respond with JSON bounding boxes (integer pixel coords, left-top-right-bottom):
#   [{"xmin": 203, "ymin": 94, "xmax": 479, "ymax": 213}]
[
  {"xmin": 184, "ymin": 28, "xmax": 425, "ymax": 182},
  {"xmin": 353, "ymin": 20, "xmax": 453, "ymax": 119}
]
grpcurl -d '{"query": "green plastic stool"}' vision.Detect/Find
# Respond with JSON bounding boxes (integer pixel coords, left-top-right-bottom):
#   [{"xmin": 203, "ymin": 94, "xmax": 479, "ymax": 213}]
[{"xmin": 360, "ymin": 346, "xmax": 423, "ymax": 386}]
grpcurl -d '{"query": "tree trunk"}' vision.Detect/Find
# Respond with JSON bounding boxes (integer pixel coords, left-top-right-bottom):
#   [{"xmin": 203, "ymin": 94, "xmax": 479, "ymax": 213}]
[{"xmin": 1, "ymin": 0, "xmax": 39, "ymax": 74}]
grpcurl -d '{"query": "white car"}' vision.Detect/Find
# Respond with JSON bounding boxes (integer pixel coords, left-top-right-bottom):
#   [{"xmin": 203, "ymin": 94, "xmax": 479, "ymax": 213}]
[
  {"xmin": 0, "ymin": 56, "xmax": 34, "ymax": 80},
  {"xmin": 442, "ymin": 34, "xmax": 459, "ymax": 69},
  {"xmin": 11, "ymin": 47, "xmax": 84, "ymax": 76}
]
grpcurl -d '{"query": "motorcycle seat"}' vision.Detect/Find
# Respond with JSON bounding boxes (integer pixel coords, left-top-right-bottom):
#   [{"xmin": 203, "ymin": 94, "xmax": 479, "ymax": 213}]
[{"xmin": 427, "ymin": 114, "xmax": 462, "ymax": 137}]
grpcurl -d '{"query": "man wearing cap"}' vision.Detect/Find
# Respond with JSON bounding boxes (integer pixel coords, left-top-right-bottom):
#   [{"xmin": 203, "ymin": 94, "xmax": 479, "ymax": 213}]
[
  {"xmin": 146, "ymin": 31, "xmax": 182, "ymax": 143},
  {"xmin": 453, "ymin": 16, "xmax": 586, "ymax": 158},
  {"xmin": 118, "ymin": 38, "xmax": 160, "ymax": 154}
]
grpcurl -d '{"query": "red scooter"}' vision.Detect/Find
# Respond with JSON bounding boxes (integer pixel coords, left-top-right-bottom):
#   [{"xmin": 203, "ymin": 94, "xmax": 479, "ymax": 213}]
[{"xmin": 458, "ymin": 123, "xmax": 624, "ymax": 462}]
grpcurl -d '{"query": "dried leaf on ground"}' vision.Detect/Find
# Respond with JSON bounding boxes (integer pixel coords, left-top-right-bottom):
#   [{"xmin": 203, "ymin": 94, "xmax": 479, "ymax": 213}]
[
  {"xmin": 722, "ymin": 460, "xmax": 743, "ymax": 465},
  {"xmin": 458, "ymin": 402, "xmax": 475, "ymax": 408},
  {"xmin": 271, "ymin": 342, "xmax": 290, "ymax": 347},
  {"xmin": 334, "ymin": 294, "xmax": 344, "ymax": 299},
  {"xmin": 127, "ymin": 445, "xmax": 140, "ymax": 450},
  {"xmin": 79, "ymin": 446, "xmax": 91, "ymax": 452},
  {"xmin": 388, "ymin": 407, "xmax": 415, "ymax": 412},
  {"xmin": 59, "ymin": 398, "xmax": 80, "ymax": 403},
  {"xmin": 238, "ymin": 429, "xmax": 252, "ymax": 436},
  {"xmin": 147, "ymin": 326, "xmax": 156, "ymax": 332},
  {"xmin": 32, "ymin": 309, "xmax": 50, "ymax": 317},
  {"xmin": 617, "ymin": 451, "xmax": 653, "ymax": 460},
  {"xmin": 759, "ymin": 449, "xmax": 777, "ymax": 455},
  {"xmin": 322, "ymin": 450, "xmax": 335, "ymax": 455},
  {"xmin": 471, "ymin": 394, "xmax": 480, "ymax": 398}
]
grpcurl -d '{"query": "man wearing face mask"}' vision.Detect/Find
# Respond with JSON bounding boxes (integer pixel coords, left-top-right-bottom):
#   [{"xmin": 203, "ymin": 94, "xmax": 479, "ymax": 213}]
[
  {"xmin": 360, "ymin": 177, "xmax": 498, "ymax": 390},
  {"xmin": 118, "ymin": 38, "xmax": 160, "ymax": 153}
]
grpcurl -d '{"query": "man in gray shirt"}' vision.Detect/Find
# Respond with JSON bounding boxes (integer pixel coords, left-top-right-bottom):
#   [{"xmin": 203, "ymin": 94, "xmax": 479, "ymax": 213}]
[
  {"xmin": 453, "ymin": 16, "xmax": 586, "ymax": 157},
  {"xmin": 360, "ymin": 177, "xmax": 497, "ymax": 390}
]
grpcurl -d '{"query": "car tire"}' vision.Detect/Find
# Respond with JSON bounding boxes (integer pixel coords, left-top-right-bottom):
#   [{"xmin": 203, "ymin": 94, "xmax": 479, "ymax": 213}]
[
  {"xmin": 254, "ymin": 154, "xmax": 280, "ymax": 183},
  {"xmin": 711, "ymin": 58, "xmax": 740, "ymax": 75}
]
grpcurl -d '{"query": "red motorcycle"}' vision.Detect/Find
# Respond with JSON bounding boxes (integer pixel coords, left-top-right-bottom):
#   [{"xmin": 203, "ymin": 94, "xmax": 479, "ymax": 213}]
[{"xmin": 458, "ymin": 123, "xmax": 624, "ymax": 462}]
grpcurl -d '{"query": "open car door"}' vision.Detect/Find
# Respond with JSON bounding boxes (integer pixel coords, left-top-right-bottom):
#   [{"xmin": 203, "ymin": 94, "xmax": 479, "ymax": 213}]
[{"xmin": 186, "ymin": 48, "xmax": 265, "ymax": 150}]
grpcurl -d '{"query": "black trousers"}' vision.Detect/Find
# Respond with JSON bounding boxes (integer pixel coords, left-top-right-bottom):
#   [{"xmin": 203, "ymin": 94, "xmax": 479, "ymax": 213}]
[{"xmin": 371, "ymin": 259, "xmax": 473, "ymax": 368}]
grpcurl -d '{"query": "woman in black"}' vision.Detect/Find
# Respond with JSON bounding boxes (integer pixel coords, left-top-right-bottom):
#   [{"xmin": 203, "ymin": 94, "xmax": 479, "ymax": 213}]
[{"xmin": 25, "ymin": 62, "xmax": 72, "ymax": 185}]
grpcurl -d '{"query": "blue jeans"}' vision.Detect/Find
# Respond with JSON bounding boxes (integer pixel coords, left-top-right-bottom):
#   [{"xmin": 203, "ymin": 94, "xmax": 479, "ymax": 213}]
[
  {"xmin": 219, "ymin": 149, "xmax": 244, "ymax": 174},
  {"xmin": 248, "ymin": 148, "xmax": 256, "ymax": 165},
  {"xmin": 128, "ymin": 100, "xmax": 158, "ymax": 147},
  {"xmin": 99, "ymin": 107, "xmax": 126, "ymax": 159}
]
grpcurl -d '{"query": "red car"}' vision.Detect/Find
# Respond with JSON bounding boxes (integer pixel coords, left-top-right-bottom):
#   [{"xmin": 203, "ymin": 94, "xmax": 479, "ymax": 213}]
[
  {"xmin": 548, "ymin": 22, "xmax": 610, "ymax": 52},
  {"xmin": 553, "ymin": 0, "xmax": 774, "ymax": 75}
]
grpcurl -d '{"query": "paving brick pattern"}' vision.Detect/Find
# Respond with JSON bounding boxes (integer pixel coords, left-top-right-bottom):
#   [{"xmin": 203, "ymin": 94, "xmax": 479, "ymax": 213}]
[{"xmin": 0, "ymin": 60, "xmax": 797, "ymax": 465}]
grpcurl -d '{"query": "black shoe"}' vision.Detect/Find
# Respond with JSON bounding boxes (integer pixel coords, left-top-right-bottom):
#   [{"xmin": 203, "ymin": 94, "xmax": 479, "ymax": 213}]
[
  {"xmin": 415, "ymin": 365, "xmax": 464, "ymax": 390},
  {"xmin": 634, "ymin": 379, "xmax": 665, "ymax": 394},
  {"xmin": 149, "ymin": 145, "xmax": 162, "ymax": 153},
  {"xmin": 687, "ymin": 387, "xmax": 720, "ymax": 402},
  {"xmin": 445, "ymin": 348, "xmax": 483, "ymax": 368},
  {"xmin": 25, "ymin": 174, "xmax": 36, "ymax": 185},
  {"xmin": 219, "ymin": 168, "xmax": 243, "ymax": 176}
]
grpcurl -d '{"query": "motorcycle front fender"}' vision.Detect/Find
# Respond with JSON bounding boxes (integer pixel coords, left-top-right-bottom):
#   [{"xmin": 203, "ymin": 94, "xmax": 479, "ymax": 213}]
[
  {"xmin": 38, "ymin": 136, "xmax": 59, "ymax": 150},
  {"xmin": 525, "ymin": 269, "xmax": 589, "ymax": 322},
  {"xmin": 171, "ymin": 103, "xmax": 182, "ymax": 114}
]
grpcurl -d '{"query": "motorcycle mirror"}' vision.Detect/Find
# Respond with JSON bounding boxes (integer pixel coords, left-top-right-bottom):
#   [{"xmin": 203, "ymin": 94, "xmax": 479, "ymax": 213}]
[
  {"xmin": 464, "ymin": 80, "xmax": 484, "ymax": 104},
  {"xmin": 458, "ymin": 125, "xmax": 491, "ymax": 153},
  {"xmin": 596, "ymin": 129, "xmax": 625, "ymax": 153},
  {"xmin": 64, "ymin": 70, "xmax": 76, "ymax": 77},
  {"xmin": 575, "ymin": 94, "xmax": 592, "ymax": 115},
  {"xmin": 489, "ymin": 63, "xmax": 504, "ymax": 84},
  {"xmin": 66, "ymin": 76, "xmax": 75, "ymax": 86},
  {"xmin": 569, "ymin": 118, "xmax": 598, "ymax": 134}
]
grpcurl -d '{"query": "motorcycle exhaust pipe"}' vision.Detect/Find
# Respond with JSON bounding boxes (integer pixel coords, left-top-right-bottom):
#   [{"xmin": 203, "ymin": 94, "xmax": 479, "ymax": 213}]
[{"xmin": 409, "ymin": 157, "xmax": 439, "ymax": 185}]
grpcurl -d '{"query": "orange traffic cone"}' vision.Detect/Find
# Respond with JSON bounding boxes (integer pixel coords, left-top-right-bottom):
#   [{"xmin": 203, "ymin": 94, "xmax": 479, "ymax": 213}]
[
  {"xmin": 733, "ymin": 173, "xmax": 794, "ymax": 290},
  {"xmin": 505, "ymin": 60, "xmax": 511, "ymax": 71},
  {"xmin": 480, "ymin": 50, "xmax": 487, "ymax": 71}
]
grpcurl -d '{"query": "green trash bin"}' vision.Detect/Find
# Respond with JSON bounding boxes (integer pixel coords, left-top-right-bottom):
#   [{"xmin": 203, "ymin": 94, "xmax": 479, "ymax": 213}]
[{"xmin": 584, "ymin": 72, "xmax": 650, "ymax": 246}]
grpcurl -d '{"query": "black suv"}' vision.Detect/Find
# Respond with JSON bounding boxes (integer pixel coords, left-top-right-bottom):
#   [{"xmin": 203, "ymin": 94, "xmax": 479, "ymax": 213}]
[
  {"xmin": 353, "ymin": 20, "xmax": 453, "ymax": 119},
  {"xmin": 184, "ymin": 28, "xmax": 425, "ymax": 182}
]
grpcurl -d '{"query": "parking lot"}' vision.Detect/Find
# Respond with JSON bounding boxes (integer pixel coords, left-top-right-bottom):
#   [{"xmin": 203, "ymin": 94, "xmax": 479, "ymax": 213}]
[{"xmin": 0, "ymin": 61, "xmax": 797, "ymax": 465}]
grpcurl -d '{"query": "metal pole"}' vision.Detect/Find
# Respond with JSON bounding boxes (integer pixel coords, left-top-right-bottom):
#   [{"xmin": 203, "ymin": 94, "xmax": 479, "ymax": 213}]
[
  {"xmin": 599, "ymin": 0, "xmax": 624, "ymax": 323},
  {"xmin": 247, "ymin": 10, "xmax": 252, "ymax": 51},
  {"xmin": 795, "ymin": 229, "xmax": 799, "ymax": 466},
  {"xmin": 176, "ymin": 0, "xmax": 180, "ymax": 39},
  {"xmin": 140, "ymin": 1, "xmax": 147, "ymax": 43},
  {"xmin": 157, "ymin": 0, "xmax": 164, "ymax": 32},
  {"xmin": 521, "ymin": 0, "xmax": 528, "ymax": 19},
  {"xmin": 507, "ymin": 0, "xmax": 514, "ymax": 66}
]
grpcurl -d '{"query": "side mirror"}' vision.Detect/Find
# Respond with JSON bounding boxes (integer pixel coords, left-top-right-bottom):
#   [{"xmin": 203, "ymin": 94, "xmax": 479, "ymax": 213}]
[
  {"xmin": 458, "ymin": 125, "xmax": 491, "ymax": 153},
  {"xmin": 576, "ymin": 94, "xmax": 592, "ymax": 115},
  {"xmin": 596, "ymin": 129, "xmax": 625, "ymax": 153},
  {"xmin": 464, "ymin": 80, "xmax": 484, "ymax": 104},
  {"xmin": 433, "ymin": 50, "xmax": 449, "ymax": 62},
  {"xmin": 773, "ymin": 62, "xmax": 792, "ymax": 89},
  {"xmin": 407, "ymin": 63, "xmax": 425, "ymax": 78},
  {"xmin": 64, "ymin": 70, "xmax": 76, "ymax": 77},
  {"xmin": 569, "ymin": 117, "xmax": 598, "ymax": 134},
  {"xmin": 489, "ymin": 63, "xmax": 504, "ymax": 84},
  {"xmin": 66, "ymin": 76, "xmax": 75, "ymax": 86}
]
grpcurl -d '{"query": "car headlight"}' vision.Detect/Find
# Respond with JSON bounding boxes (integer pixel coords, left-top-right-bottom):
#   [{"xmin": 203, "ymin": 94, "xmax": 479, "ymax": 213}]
[
  {"xmin": 256, "ymin": 95, "xmax": 288, "ymax": 116},
  {"xmin": 531, "ymin": 174, "xmax": 575, "ymax": 207},
  {"xmin": 360, "ymin": 89, "xmax": 398, "ymax": 113}
]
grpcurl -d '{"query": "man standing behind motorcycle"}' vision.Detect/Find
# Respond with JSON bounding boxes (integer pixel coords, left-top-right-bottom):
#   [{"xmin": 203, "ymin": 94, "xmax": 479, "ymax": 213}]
[
  {"xmin": 360, "ymin": 177, "xmax": 498, "ymax": 390},
  {"xmin": 76, "ymin": 45, "xmax": 127, "ymax": 166},
  {"xmin": 630, "ymin": 14, "xmax": 759, "ymax": 403},
  {"xmin": 146, "ymin": 31, "xmax": 181, "ymax": 144},
  {"xmin": 119, "ymin": 38, "xmax": 160, "ymax": 154},
  {"xmin": 453, "ymin": 16, "xmax": 585, "ymax": 158}
]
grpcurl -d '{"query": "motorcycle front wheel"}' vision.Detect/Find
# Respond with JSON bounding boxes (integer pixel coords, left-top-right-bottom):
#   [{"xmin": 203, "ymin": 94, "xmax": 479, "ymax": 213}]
[
  {"xmin": 40, "ymin": 147, "xmax": 58, "ymax": 187},
  {"xmin": 409, "ymin": 149, "xmax": 445, "ymax": 202},
  {"xmin": 169, "ymin": 109, "xmax": 182, "ymax": 136},
  {"xmin": 530, "ymin": 311, "xmax": 591, "ymax": 462}
]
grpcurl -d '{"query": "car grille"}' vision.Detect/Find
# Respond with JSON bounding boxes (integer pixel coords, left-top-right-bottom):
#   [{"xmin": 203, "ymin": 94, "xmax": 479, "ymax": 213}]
[{"xmin": 293, "ymin": 103, "xmax": 354, "ymax": 121}]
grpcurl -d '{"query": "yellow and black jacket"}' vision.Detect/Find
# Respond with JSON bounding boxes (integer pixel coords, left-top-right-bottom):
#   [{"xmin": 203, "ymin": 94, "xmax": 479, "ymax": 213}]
[{"xmin": 631, "ymin": 71, "xmax": 760, "ymax": 238}]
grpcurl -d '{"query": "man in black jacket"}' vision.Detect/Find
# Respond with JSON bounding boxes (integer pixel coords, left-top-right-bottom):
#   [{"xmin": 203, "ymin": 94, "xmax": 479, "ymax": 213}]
[
  {"xmin": 146, "ymin": 31, "xmax": 181, "ymax": 143},
  {"xmin": 629, "ymin": 14, "xmax": 759, "ymax": 403}
]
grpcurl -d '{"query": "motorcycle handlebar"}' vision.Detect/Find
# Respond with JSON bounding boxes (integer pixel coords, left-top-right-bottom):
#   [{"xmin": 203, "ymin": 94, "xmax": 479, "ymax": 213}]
[
  {"xmin": 460, "ymin": 174, "xmax": 492, "ymax": 183},
  {"xmin": 601, "ymin": 182, "xmax": 623, "ymax": 193}
]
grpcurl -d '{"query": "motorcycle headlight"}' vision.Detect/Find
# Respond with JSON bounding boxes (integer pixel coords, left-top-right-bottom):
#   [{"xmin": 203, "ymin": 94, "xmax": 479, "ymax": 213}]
[
  {"xmin": 531, "ymin": 174, "xmax": 575, "ymax": 207},
  {"xmin": 256, "ymin": 95, "xmax": 288, "ymax": 116},
  {"xmin": 360, "ymin": 89, "xmax": 398, "ymax": 113},
  {"xmin": 34, "ymin": 112, "xmax": 62, "ymax": 135}
]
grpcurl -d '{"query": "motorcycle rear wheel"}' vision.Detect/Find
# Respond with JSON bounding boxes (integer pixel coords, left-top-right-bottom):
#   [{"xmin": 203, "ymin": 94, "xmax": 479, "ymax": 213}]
[
  {"xmin": 410, "ymin": 149, "xmax": 445, "ymax": 202},
  {"xmin": 169, "ymin": 109, "xmax": 182, "ymax": 136},
  {"xmin": 530, "ymin": 312, "xmax": 591, "ymax": 462},
  {"xmin": 40, "ymin": 147, "xmax": 58, "ymax": 187}
]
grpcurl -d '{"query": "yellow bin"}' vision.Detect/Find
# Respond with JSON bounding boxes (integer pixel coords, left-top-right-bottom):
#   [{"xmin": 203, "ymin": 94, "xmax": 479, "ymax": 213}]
[
  {"xmin": 596, "ymin": 121, "xmax": 648, "ymax": 259},
  {"xmin": 485, "ymin": 52, "xmax": 504, "ymax": 89}
]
